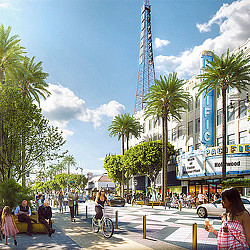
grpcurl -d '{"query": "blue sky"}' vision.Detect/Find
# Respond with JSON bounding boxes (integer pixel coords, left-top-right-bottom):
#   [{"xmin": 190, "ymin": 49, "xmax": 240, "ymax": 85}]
[{"xmin": 0, "ymin": 0, "xmax": 250, "ymax": 175}]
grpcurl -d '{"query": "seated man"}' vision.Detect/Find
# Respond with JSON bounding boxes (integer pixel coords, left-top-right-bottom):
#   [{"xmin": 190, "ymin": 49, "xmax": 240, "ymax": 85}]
[
  {"xmin": 14, "ymin": 200, "xmax": 37, "ymax": 236},
  {"xmin": 38, "ymin": 200, "xmax": 55, "ymax": 237}
]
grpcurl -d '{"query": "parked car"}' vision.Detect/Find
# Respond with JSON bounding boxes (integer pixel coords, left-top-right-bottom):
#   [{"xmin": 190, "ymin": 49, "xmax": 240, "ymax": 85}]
[
  {"xmin": 109, "ymin": 196, "xmax": 125, "ymax": 207},
  {"xmin": 78, "ymin": 196, "xmax": 86, "ymax": 203},
  {"xmin": 197, "ymin": 196, "xmax": 250, "ymax": 218}
]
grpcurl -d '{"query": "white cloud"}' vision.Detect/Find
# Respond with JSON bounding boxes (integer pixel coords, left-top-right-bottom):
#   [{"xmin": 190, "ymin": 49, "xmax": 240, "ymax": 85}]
[
  {"xmin": 0, "ymin": 2, "xmax": 9, "ymax": 8},
  {"xmin": 154, "ymin": 38, "xmax": 170, "ymax": 49},
  {"xmin": 40, "ymin": 84, "xmax": 126, "ymax": 136},
  {"xmin": 155, "ymin": 0, "xmax": 250, "ymax": 78}
]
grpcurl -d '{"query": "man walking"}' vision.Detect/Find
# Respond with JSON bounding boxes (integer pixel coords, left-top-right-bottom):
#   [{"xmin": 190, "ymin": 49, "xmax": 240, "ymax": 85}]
[
  {"xmin": 14, "ymin": 200, "xmax": 37, "ymax": 236},
  {"xmin": 38, "ymin": 200, "xmax": 55, "ymax": 237},
  {"xmin": 67, "ymin": 189, "xmax": 79, "ymax": 222}
]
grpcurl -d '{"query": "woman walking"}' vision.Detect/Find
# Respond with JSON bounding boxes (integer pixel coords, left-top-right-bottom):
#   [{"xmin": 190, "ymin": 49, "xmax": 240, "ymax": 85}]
[
  {"xmin": 205, "ymin": 187, "xmax": 250, "ymax": 249},
  {"xmin": 1, "ymin": 206, "xmax": 19, "ymax": 245}
]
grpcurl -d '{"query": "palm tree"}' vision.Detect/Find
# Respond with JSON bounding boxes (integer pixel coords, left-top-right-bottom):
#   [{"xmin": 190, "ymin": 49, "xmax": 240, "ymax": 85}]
[
  {"xmin": 62, "ymin": 155, "xmax": 77, "ymax": 175},
  {"xmin": 144, "ymin": 73, "xmax": 190, "ymax": 201},
  {"xmin": 16, "ymin": 56, "xmax": 50, "ymax": 105},
  {"xmin": 195, "ymin": 49, "xmax": 250, "ymax": 181},
  {"xmin": 0, "ymin": 25, "xmax": 25, "ymax": 85},
  {"xmin": 108, "ymin": 113, "xmax": 142, "ymax": 198}
]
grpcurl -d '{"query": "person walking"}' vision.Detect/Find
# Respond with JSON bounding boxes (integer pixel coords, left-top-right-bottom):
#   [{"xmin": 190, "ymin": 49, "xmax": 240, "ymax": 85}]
[
  {"xmin": 205, "ymin": 187, "xmax": 250, "ymax": 249},
  {"xmin": 58, "ymin": 190, "xmax": 64, "ymax": 213},
  {"xmin": 67, "ymin": 189, "xmax": 79, "ymax": 222},
  {"xmin": 14, "ymin": 200, "xmax": 37, "ymax": 236},
  {"xmin": 38, "ymin": 200, "xmax": 55, "ymax": 237},
  {"xmin": 1, "ymin": 206, "xmax": 18, "ymax": 245}
]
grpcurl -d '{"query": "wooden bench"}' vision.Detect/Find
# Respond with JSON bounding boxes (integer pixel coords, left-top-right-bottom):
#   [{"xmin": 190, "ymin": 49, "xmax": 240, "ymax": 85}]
[
  {"xmin": 14, "ymin": 214, "xmax": 51, "ymax": 233},
  {"xmin": 147, "ymin": 201, "xmax": 165, "ymax": 206}
]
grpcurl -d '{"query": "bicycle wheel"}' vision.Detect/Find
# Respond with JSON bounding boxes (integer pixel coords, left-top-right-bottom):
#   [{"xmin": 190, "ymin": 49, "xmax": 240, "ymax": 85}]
[
  {"xmin": 92, "ymin": 217, "xmax": 99, "ymax": 233},
  {"xmin": 102, "ymin": 218, "xmax": 114, "ymax": 238}
]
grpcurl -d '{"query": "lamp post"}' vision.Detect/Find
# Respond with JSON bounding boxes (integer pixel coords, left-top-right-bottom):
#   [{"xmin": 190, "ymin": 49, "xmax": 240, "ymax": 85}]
[{"xmin": 76, "ymin": 164, "xmax": 84, "ymax": 192}]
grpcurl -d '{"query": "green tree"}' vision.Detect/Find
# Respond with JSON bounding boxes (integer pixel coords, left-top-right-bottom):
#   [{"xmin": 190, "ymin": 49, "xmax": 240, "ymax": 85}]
[
  {"xmin": 124, "ymin": 140, "xmax": 175, "ymax": 201},
  {"xmin": 108, "ymin": 113, "xmax": 142, "ymax": 198},
  {"xmin": 195, "ymin": 49, "xmax": 250, "ymax": 180},
  {"xmin": 103, "ymin": 154, "xmax": 123, "ymax": 195},
  {"xmin": 144, "ymin": 73, "xmax": 190, "ymax": 201}
]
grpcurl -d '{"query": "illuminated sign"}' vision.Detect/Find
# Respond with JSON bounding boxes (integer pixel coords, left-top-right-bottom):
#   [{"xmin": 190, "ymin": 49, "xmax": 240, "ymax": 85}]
[
  {"xmin": 205, "ymin": 144, "xmax": 250, "ymax": 157},
  {"xmin": 200, "ymin": 51, "xmax": 214, "ymax": 146}
]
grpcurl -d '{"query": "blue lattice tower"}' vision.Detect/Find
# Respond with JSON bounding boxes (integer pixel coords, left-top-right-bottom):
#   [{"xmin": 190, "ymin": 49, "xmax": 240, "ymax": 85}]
[{"xmin": 134, "ymin": 0, "xmax": 155, "ymax": 113}]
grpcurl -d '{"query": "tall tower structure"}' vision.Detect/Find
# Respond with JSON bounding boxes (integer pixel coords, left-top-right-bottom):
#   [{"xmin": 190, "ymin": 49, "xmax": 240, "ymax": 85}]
[{"xmin": 134, "ymin": 0, "xmax": 155, "ymax": 113}]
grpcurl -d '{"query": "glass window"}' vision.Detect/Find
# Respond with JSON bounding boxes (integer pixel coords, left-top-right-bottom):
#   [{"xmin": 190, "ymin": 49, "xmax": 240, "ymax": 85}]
[
  {"xmin": 195, "ymin": 96, "xmax": 200, "ymax": 109},
  {"xmin": 239, "ymin": 100, "xmax": 247, "ymax": 118},
  {"xmin": 217, "ymin": 137, "xmax": 222, "ymax": 146},
  {"xmin": 217, "ymin": 109, "xmax": 222, "ymax": 126},
  {"xmin": 177, "ymin": 148, "xmax": 182, "ymax": 155},
  {"xmin": 188, "ymin": 145, "xmax": 193, "ymax": 151},
  {"xmin": 153, "ymin": 119, "xmax": 157, "ymax": 128},
  {"xmin": 149, "ymin": 120, "xmax": 152, "ymax": 130},
  {"xmin": 172, "ymin": 128, "xmax": 177, "ymax": 141},
  {"xmin": 239, "ymin": 130, "xmax": 247, "ymax": 144},
  {"xmin": 195, "ymin": 143, "xmax": 200, "ymax": 150},
  {"xmin": 227, "ymin": 134, "xmax": 235, "ymax": 145},
  {"xmin": 178, "ymin": 126, "xmax": 183, "ymax": 139},
  {"xmin": 188, "ymin": 97, "xmax": 193, "ymax": 112},
  {"xmin": 227, "ymin": 106, "xmax": 235, "ymax": 122},
  {"xmin": 188, "ymin": 121, "xmax": 193, "ymax": 136},
  {"xmin": 195, "ymin": 118, "xmax": 200, "ymax": 133}
]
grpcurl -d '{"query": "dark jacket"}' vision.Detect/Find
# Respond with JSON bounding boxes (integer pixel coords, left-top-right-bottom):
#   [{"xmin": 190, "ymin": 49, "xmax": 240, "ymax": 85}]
[{"xmin": 38, "ymin": 205, "xmax": 52, "ymax": 221}]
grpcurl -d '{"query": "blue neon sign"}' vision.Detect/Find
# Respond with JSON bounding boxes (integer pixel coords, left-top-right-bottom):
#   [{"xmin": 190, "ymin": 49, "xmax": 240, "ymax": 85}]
[{"xmin": 200, "ymin": 51, "xmax": 214, "ymax": 146}]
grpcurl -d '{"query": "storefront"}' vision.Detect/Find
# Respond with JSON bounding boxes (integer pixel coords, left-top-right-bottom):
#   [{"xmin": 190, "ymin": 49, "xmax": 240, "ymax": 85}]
[{"xmin": 177, "ymin": 144, "xmax": 250, "ymax": 201}]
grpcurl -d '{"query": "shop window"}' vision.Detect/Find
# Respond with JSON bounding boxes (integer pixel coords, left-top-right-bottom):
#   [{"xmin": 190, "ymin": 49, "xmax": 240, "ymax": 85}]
[
  {"xmin": 239, "ymin": 100, "xmax": 247, "ymax": 118},
  {"xmin": 217, "ymin": 109, "xmax": 222, "ymax": 126},
  {"xmin": 217, "ymin": 137, "xmax": 222, "ymax": 146},
  {"xmin": 188, "ymin": 121, "xmax": 193, "ymax": 136},
  {"xmin": 239, "ymin": 130, "xmax": 247, "ymax": 144},
  {"xmin": 195, "ymin": 118, "xmax": 200, "ymax": 133},
  {"xmin": 227, "ymin": 134, "xmax": 235, "ymax": 145}
]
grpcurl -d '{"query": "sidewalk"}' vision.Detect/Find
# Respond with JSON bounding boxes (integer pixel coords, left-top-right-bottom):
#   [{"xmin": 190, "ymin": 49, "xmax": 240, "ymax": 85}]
[{"xmin": 0, "ymin": 205, "xmax": 187, "ymax": 249}]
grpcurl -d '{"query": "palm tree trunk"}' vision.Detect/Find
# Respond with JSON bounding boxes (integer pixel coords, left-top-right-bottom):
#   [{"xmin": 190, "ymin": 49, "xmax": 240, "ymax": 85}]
[
  {"xmin": 21, "ymin": 135, "xmax": 26, "ymax": 186},
  {"xmin": 121, "ymin": 134, "xmax": 125, "ymax": 198},
  {"xmin": 126, "ymin": 137, "xmax": 129, "ymax": 195},
  {"xmin": 161, "ymin": 117, "xmax": 165, "ymax": 202},
  {"xmin": 222, "ymin": 87, "xmax": 227, "ymax": 180},
  {"xmin": 163, "ymin": 114, "xmax": 168, "ymax": 201}
]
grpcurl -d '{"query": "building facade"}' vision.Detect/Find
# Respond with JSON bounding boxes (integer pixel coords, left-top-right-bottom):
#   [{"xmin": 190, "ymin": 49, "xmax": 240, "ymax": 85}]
[{"xmin": 129, "ymin": 39, "xmax": 250, "ymax": 198}]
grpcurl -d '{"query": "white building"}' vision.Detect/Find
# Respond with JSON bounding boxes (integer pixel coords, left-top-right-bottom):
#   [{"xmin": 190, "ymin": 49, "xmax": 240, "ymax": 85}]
[{"xmin": 129, "ymin": 38, "xmax": 250, "ymax": 198}]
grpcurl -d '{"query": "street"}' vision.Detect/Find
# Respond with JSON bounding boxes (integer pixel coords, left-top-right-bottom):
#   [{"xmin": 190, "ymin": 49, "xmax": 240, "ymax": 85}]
[{"xmin": 77, "ymin": 201, "xmax": 219, "ymax": 250}]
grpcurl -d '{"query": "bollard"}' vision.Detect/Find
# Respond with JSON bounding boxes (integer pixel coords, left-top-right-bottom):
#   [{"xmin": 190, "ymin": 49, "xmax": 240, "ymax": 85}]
[
  {"xmin": 179, "ymin": 202, "xmax": 182, "ymax": 211},
  {"xmin": 143, "ymin": 215, "xmax": 146, "ymax": 239},
  {"xmin": 86, "ymin": 205, "xmax": 88, "ymax": 219},
  {"xmin": 165, "ymin": 202, "xmax": 166, "ymax": 210},
  {"xmin": 152, "ymin": 202, "xmax": 153, "ymax": 209},
  {"xmin": 53, "ymin": 200, "xmax": 55, "ymax": 207},
  {"xmin": 116, "ymin": 210, "xmax": 118, "ymax": 229},
  {"xmin": 65, "ymin": 201, "xmax": 66, "ymax": 211},
  {"xmin": 56, "ymin": 201, "xmax": 58, "ymax": 208},
  {"xmin": 76, "ymin": 203, "xmax": 79, "ymax": 216},
  {"xmin": 192, "ymin": 223, "xmax": 197, "ymax": 250},
  {"xmin": 141, "ymin": 202, "xmax": 143, "ymax": 208}
]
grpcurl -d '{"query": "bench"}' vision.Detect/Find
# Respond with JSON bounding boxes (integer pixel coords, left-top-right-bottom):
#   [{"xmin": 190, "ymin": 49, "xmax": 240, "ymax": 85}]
[
  {"xmin": 147, "ymin": 201, "xmax": 165, "ymax": 206},
  {"xmin": 14, "ymin": 214, "xmax": 52, "ymax": 233}
]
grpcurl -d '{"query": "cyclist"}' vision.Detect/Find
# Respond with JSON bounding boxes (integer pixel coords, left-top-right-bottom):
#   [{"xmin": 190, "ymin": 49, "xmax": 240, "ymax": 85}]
[{"xmin": 95, "ymin": 189, "xmax": 110, "ymax": 225}]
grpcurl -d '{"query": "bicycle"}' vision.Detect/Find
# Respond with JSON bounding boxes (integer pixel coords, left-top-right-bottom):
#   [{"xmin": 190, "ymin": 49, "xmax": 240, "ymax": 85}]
[{"xmin": 92, "ymin": 204, "xmax": 114, "ymax": 238}]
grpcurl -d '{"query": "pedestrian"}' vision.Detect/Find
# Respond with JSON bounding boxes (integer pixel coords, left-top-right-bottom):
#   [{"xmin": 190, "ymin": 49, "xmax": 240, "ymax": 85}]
[
  {"xmin": 14, "ymin": 200, "xmax": 37, "ymax": 236},
  {"xmin": 58, "ymin": 190, "xmax": 64, "ymax": 213},
  {"xmin": 1, "ymin": 206, "xmax": 18, "ymax": 245},
  {"xmin": 187, "ymin": 193, "xmax": 192, "ymax": 208},
  {"xmin": 205, "ymin": 187, "xmax": 250, "ymax": 249},
  {"xmin": 38, "ymin": 200, "xmax": 55, "ymax": 237},
  {"xmin": 67, "ymin": 189, "xmax": 79, "ymax": 222},
  {"xmin": 157, "ymin": 193, "xmax": 161, "ymax": 202},
  {"xmin": 198, "ymin": 192, "xmax": 204, "ymax": 205}
]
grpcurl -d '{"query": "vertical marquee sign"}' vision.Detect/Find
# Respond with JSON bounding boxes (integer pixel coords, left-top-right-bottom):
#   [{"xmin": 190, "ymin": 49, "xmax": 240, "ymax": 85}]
[{"xmin": 200, "ymin": 50, "xmax": 215, "ymax": 146}]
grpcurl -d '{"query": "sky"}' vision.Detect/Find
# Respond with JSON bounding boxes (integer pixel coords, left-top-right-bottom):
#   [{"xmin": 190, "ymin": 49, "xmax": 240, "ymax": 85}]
[{"xmin": 0, "ymin": 0, "xmax": 250, "ymax": 176}]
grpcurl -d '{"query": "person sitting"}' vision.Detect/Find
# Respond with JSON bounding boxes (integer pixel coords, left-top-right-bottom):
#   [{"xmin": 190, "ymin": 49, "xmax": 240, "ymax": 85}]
[
  {"xmin": 14, "ymin": 200, "xmax": 37, "ymax": 236},
  {"xmin": 38, "ymin": 200, "xmax": 55, "ymax": 237}
]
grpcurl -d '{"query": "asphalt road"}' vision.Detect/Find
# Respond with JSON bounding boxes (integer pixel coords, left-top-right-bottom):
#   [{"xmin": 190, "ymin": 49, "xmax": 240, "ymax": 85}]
[{"xmin": 77, "ymin": 201, "xmax": 220, "ymax": 250}]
